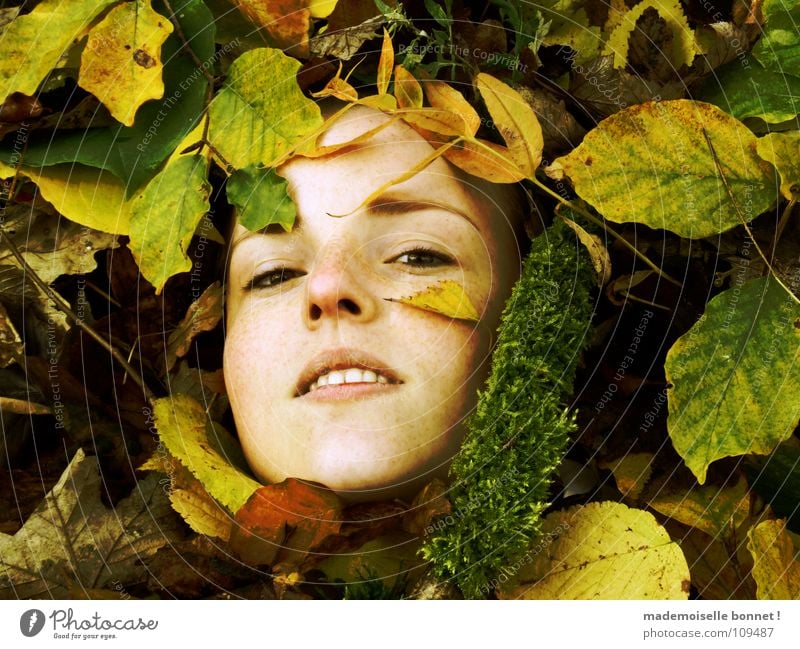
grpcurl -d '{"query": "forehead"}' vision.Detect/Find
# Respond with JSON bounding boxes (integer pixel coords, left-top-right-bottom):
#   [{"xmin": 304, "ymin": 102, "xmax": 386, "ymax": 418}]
[{"xmin": 276, "ymin": 105, "xmax": 511, "ymax": 228}]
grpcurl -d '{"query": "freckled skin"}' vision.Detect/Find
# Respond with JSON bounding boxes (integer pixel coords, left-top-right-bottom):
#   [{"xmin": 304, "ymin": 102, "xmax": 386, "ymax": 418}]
[{"xmin": 223, "ymin": 105, "xmax": 523, "ymax": 502}]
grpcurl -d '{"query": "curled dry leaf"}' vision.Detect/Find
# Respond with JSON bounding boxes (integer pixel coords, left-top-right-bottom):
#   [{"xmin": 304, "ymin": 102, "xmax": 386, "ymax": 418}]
[
  {"xmin": 231, "ymin": 478, "xmax": 343, "ymax": 567},
  {"xmin": 165, "ymin": 281, "xmax": 224, "ymax": 372}
]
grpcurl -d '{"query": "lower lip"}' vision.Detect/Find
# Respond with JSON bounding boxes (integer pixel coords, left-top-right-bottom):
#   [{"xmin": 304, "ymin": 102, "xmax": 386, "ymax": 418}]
[{"xmin": 300, "ymin": 381, "xmax": 400, "ymax": 401}]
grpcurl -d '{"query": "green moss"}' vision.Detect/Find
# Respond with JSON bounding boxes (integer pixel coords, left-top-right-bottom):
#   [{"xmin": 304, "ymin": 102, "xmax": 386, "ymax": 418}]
[{"xmin": 420, "ymin": 220, "xmax": 595, "ymax": 598}]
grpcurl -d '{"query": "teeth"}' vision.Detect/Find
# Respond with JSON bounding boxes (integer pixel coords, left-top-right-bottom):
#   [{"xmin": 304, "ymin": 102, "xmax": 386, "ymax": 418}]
[{"xmin": 307, "ymin": 367, "xmax": 389, "ymax": 392}]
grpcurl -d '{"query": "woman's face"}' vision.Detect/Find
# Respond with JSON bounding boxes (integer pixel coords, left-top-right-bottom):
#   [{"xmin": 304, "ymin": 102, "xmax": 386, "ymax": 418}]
[{"xmin": 224, "ymin": 106, "xmax": 523, "ymax": 501}]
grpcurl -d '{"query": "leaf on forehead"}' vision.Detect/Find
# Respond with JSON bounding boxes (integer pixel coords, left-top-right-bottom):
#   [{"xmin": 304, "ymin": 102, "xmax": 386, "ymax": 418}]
[
  {"xmin": 423, "ymin": 79, "xmax": 481, "ymax": 136},
  {"xmin": 234, "ymin": 0, "xmax": 312, "ymax": 55},
  {"xmin": 78, "ymin": 0, "xmax": 173, "ymax": 127},
  {"xmin": 377, "ymin": 29, "xmax": 394, "ymax": 95},
  {"xmin": 387, "ymin": 280, "xmax": 479, "ymax": 322},
  {"xmin": 747, "ymin": 519, "xmax": 800, "ymax": 599},
  {"xmin": 475, "ymin": 73, "xmax": 543, "ymax": 178},
  {"xmin": 358, "ymin": 93, "xmax": 398, "ymax": 111},
  {"xmin": 756, "ymin": 132, "xmax": 800, "ymax": 200},
  {"xmin": 208, "ymin": 48, "xmax": 324, "ymax": 169},
  {"xmin": 227, "ymin": 165, "xmax": 297, "ymax": 232},
  {"xmin": 443, "ymin": 138, "xmax": 526, "ymax": 183},
  {"xmin": 0, "ymin": 0, "xmax": 118, "ymax": 99},
  {"xmin": 394, "ymin": 65, "xmax": 423, "ymax": 109},
  {"xmin": 231, "ymin": 478, "xmax": 343, "ymax": 567},
  {"xmin": 398, "ymin": 108, "xmax": 475, "ymax": 138},
  {"xmin": 300, "ymin": 113, "xmax": 402, "ymax": 159},
  {"xmin": 128, "ymin": 154, "xmax": 211, "ymax": 293}
]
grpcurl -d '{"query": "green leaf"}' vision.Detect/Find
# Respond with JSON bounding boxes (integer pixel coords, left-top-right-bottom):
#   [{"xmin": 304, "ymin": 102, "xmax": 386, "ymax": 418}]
[
  {"xmin": 756, "ymin": 131, "xmax": 800, "ymax": 200},
  {"xmin": 128, "ymin": 155, "xmax": 211, "ymax": 293},
  {"xmin": 226, "ymin": 166, "xmax": 297, "ymax": 232},
  {"xmin": 753, "ymin": 0, "xmax": 800, "ymax": 74},
  {"xmin": 0, "ymin": 0, "xmax": 215, "ymax": 193},
  {"xmin": 534, "ymin": 1, "xmax": 602, "ymax": 66},
  {"xmin": 151, "ymin": 393, "xmax": 262, "ymax": 513},
  {"xmin": 78, "ymin": 0, "xmax": 173, "ymax": 127},
  {"xmin": 696, "ymin": 59, "xmax": 800, "ymax": 124},
  {"xmin": 208, "ymin": 48, "xmax": 323, "ymax": 169},
  {"xmin": 551, "ymin": 99, "xmax": 777, "ymax": 238},
  {"xmin": 665, "ymin": 276, "xmax": 800, "ymax": 484},
  {"xmin": 496, "ymin": 502, "xmax": 690, "ymax": 600},
  {"xmin": 0, "ymin": 0, "xmax": 119, "ymax": 99}
]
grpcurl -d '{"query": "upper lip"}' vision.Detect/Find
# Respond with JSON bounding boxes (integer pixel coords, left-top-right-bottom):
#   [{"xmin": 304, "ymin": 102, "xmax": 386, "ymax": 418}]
[{"xmin": 295, "ymin": 347, "xmax": 403, "ymax": 396}]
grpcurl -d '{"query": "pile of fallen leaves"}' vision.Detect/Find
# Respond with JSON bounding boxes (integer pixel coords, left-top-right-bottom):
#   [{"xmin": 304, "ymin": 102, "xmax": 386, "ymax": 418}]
[{"xmin": 1, "ymin": 0, "xmax": 799, "ymax": 599}]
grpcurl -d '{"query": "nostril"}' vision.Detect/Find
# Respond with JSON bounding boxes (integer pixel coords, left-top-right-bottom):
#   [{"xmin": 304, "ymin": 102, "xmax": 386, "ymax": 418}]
[
  {"xmin": 340, "ymin": 298, "xmax": 360, "ymax": 315},
  {"xmin": 309, "ymin": 304, "xmax": 322, "ymax": 320}
]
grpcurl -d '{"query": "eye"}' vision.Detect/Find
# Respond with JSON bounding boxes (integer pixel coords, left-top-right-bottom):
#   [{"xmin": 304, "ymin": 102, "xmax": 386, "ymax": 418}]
[
  {"xmin": 391, "ymin": 246, "xmax": 453, "ymax": 268},
  {"xmin": 246, "ymin": 267, "xmax": 305, "ymax": 291}
]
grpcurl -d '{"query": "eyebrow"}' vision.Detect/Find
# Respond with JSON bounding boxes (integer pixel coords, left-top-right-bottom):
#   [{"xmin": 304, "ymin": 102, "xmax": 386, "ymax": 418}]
[{"xmin": 231, "ymin": 194, "xmax": 477, "ymax": 248}]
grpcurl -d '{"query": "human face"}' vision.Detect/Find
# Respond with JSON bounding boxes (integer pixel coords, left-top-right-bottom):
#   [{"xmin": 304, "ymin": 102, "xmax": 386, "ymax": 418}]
[{"xmin": 224, "ymin": 105, "xmax": 523, "ymax": 502}]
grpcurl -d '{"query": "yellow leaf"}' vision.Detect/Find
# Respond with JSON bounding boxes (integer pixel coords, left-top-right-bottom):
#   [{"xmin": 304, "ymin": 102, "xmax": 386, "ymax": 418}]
[
  {"xmin": 311, "ymin": 62, "xmax": 358, "ymax": 102},
  {"xmin": 423, "ymin": 79, "xmax": 480, "ymax": 136},
  {"xmin": 649, "ymin": 476, "xmax": 752, "ymax": 538},
  {"xmin": 377, "ymin": 29, "xmax": 394, "ymax": 96},
  {"xmin": 475, "ymin": 73, "xmax": 543, "ymax": 177},
  {"xmin": 747, "ymin": 519, "xmax": 800, "ymax": 599},
  {"xmin": 151, "ymin": 394, "xmax": 262, "ymax": 513},
  {"xmin": 536, "ymin": 0, "xmax": 603, "ymax": 66},
  {"xmin": 389, "ymin": 280, "xmax": 479, "ymax": 322},
  {"xmin": 0, "ymin": 163, "xmax": 131, "ymax": 235},
  {"xmin": 598, "ymin": 452, "xmax": 654, "ymax": 500},
  {"xmin": 309, "ymin": 0, "xmax": 337, "ymax": 18},
  {"xmin": 394, "ymin": 65, "xmax": 422, "ymax": 109},
  {"xmin": 756, "ymin": 132, "xmax": 800, "ymax": 200},
  {"xmin": 78, "ymin": 0, "xmax": 173, "ymax": 127},
  {"xmin": 0, "ymin": 0, "xmax": 118, "ymax": 100},
  {"xmin": 443, "ymin": 138, "xmax": 526, "ymax": 184},
  {"xmin": 604, "ymin": 0, "xmax": 700, "ymax": 70},
  {"xmin": 497, "ymin": 502, "xmax": 690, "ymax": 599}
]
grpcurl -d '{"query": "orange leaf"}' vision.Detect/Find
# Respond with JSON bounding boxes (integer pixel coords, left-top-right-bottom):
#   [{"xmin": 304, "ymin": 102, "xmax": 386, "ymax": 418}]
[
  {"xmin": 443, "ymin": 138, "xmax": 526, "ymax": 183},
  {"xmin": 424, "ymin": 79, "xmax": 480, "ymax": 136},
  {"xmin": 231, "ymin": 478, "xmax": 343, "ymax": 567},
  {"xmin": 376, "ymin": 29, "xmax": 394, "ymax": 95},
  {"xmin": 235, "ymin": 0, "xmax": 311, "ymax": 55}
]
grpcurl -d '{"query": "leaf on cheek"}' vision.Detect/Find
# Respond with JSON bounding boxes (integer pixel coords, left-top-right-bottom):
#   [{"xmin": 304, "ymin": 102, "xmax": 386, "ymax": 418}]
[{"xmin": 386, "ymin": 279, "xmax": 480, "ymax": 322}]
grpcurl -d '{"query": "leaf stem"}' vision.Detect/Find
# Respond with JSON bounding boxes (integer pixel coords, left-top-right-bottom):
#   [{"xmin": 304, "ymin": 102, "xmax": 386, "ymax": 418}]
[
  {"xmin": 530, "ymin": 173, "xmax": 683, "ymax": 287},
  {"xmin": 160, "ymin": 0, "xmax": 216, "ymax": 88}
]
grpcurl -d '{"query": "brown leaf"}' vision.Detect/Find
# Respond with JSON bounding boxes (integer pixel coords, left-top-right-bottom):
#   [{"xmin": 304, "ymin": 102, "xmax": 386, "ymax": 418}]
[
  {"xmin": 402, "ymin": 478, "xmax": 452, "ymax": 535},
  {"xmin": 164, "ymin": 281, "xmax": 223, "ymax": 372},
  {"xmin": 515, "ymin": 86, "xmax": 587, "ymax": 156},
  {"xmin": 309, "ymin": 14, "xmax": 384, "ymax": 60},
  {"xmin": 231, "ymin": 478, "xmax": 343, "ymax": 567},
  {"xmin": 0, "ymin": 302, "xmax": 22, "ymax": 368}
]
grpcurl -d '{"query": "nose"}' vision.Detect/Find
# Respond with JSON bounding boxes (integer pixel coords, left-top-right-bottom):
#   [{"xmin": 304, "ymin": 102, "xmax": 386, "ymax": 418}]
[{"xmin": 303, "ymin": 247, "xmax": 377, "ymax": 327}]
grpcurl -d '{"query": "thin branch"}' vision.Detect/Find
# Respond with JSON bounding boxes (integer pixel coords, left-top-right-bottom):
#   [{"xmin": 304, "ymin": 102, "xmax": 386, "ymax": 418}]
[
  {"xmin": 161, "ymin": 0, "xmax": 215, "ymax": 87},
  {"xmin": 0, "ymin": 224, "xmax": 156, "ymax": 401},
  {"xmin": 531, "ymin": 173, "xmax": 683, "ymax": 287}
]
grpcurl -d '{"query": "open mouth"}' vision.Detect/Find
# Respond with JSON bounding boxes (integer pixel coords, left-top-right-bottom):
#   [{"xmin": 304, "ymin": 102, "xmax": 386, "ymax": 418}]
[{"xmin": 295, "ymin": 349, "xmax": 403, "ymax": 397}]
